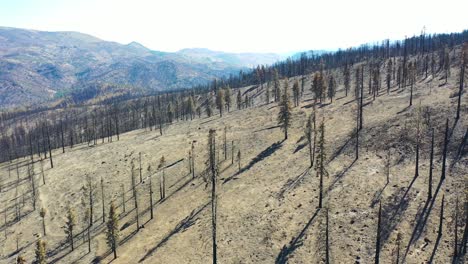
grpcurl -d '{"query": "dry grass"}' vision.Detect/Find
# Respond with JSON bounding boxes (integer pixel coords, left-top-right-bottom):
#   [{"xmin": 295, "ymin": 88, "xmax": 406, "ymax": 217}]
[{"xmin": 0, "ymin": 64, "xmax": 466, "ymax": 264}]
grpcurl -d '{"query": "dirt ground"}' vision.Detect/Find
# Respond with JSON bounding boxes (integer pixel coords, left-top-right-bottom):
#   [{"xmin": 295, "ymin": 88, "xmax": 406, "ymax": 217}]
[{"xmin": 0, "ymin": 60, "xmax": 466, "ymax": 263}]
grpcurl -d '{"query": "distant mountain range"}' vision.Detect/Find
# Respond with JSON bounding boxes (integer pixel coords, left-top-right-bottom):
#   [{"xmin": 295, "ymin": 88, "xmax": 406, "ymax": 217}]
[{"xmin": 0, "ymin": 27, "xmax": 298, "ymax": 107}]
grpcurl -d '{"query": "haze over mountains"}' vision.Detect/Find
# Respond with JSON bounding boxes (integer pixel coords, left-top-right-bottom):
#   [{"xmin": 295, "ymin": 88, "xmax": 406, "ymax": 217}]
[{"xmin": 0, "ymin": 27, "xmax": 289, "ymax": 107}]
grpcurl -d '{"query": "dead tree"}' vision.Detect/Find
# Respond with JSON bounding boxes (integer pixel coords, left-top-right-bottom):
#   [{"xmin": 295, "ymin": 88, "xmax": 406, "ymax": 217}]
[
  {"xmin": 131, "ymin": 160, "xmax": 140, "ymax": 231},
  {"xmin": 45, "ymin": 123, "xmax": 53, "ymax": 169},
  {"xmin": 452, "ymin": 196, "xmax": 459, "ymax": 263},
  {"xmin": 231, "ymin": 140, "xmax": 234, "ymax": 165},
  {"xmin": 208, "ymin": 129, "xmax": 218, "ymax": 264},
  {"xmin": 84, "ymin": 174, "xmax": 96, "ymax": 226},
  {"xmin": 395, "ymin": 233, "xmax": 402, "ymax": 264},
  {"xmin": 148, "ymin": 165, "xmax": 154, "ymax": 220},
  {"xmin": 360, "ymin": 66, "xmax": 364, "ymax": 131},
  {"xmin": 101, "ymin": 177, "xmax": 105, "ymax": 223},
  {"xmin": 29, "ymin": 164, "xmax": 37, "ymax": 210},
  {"xmin": 375, "ymin": 201, "xmax": 382, "ymax": 264},
  {"xmin": 139, "ymin": 152, "xmax": 143, "ymax": 183},
  {"xmin": 305, "ymin": 114, "xmax": 314, "ymax": 168},
  {"xmin": 237, "ymin": 150, "xmax": 241, "ymax": 172},
  {"xmin": 456, "ymin": 47, "xmax": 466, "ymax": 120},
  {"xmin": 355, "ymin": 100, "xmax": 359, "ymax": 161},
  {"xmin": 121, "ymin": 184, "xmax": 126, "ymax": 213},
  {"xmin": 40, "ymin": 160, "xmax": 45, "ymax": 185},
  {"xmin": 325, "ymin": 207, "xmax": 330, "ymax": 264},
  {"xmin": 224, "ymin": 127, "xmax": 227, "ymax": 161},
  {"xmin": 428, "ymin": 128, "xmax": 434, "ymax": 200},
  {"xmin": 192, "ymin": 141, "xmax": 196, "ymax": 178},
  {"xmin": 414, "ymin": 109, "xmax": 421, "ymax": 179},
  {"xmin": 430, "ymin": 195, "xmax": 445, "ymax": 262},
  {"xmin": 385, "ymin": 150, "xmax": 391, "ymax": 185},
  {"xmin": 158, "ymin": 156, "xmax": 166, "ymax": 200},
  {"xmin": 441, "ymin": 119, "xmax": 449, "ymax": 182}
]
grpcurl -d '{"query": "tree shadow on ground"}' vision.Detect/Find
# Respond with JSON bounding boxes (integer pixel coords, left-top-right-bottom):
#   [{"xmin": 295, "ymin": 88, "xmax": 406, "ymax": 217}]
[
  {"xmin": 402, "ymin": 178, "xmax": 445, "ymax": 262},
  {"xmin": 223, "ymin": 141, "xmax": 284, "ymax": 184},
  {"xmin": 138, "ymin": 201, "xmax": 210, "ymax": 262},
  {"xmin": 275, "ymin": 208, "xmax": 321, "ymax": 264},
  {"xmin": 277, "ymin": 168, "xmax": 310, "ymax": 200}
]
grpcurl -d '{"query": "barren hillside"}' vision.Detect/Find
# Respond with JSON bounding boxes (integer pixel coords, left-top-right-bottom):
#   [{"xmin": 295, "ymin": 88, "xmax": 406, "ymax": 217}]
[{"xmin": 0, "ymin": 50, "xmax": 467, "ymax": 264}]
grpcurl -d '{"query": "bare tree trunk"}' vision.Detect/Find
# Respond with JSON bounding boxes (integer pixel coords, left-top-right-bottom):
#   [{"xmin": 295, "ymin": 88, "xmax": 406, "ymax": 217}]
[
  {"xmin": 101, "ymin": 178, "xmax": 105, "ymax": 223},
  {"xmin": 428, "ymin": 129, "xmax": 434, "ymax": 200},
  {"xmin": 149, "ymin": 169, "xmax": 154, "ymax": 220},
  {"xmin": 132, "ymin": 166, "xmax": 140, "ymax": 231},
  {"xmin": 121, "ymin": 184, "xmax": 126, "ymax": 213},
  {"xmin": 441, "ymin": 119, "xmax": 449, "ymax": 182},
  {"xmin": 325, "ymin": 208, "xmax": 330, "ymax": 264},
  {"xmin": 139, "ymin": 152, "xmax": 142, "ymax": 183},
  {"xmin": 452, "ymin": 197, "xmax": 459, "ymax": 263},
  {"xmin": 209, "ymin": 129, "xmax": 218, "ymax": 264},
  {"xmin": 375, "ymin": 202, "xmax": 382, "ymax": 264}
]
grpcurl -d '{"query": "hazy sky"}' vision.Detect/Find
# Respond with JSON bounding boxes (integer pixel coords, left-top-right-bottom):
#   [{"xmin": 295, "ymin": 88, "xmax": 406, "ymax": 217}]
[{"xmin": 0, "ymin": 0, "xmax": 466, "ymax": 53}]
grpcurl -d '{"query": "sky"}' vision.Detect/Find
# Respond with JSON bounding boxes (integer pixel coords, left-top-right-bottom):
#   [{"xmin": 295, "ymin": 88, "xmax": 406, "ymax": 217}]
[{"xmin": 0, "ymin": 0, "xmax": 467, "ymax": 54}]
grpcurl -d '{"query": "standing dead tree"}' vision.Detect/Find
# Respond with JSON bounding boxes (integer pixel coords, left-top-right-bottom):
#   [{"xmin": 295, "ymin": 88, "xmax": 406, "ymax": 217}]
[
  {"xmin": 101, "ymin": 177, "xmax": 105, "ymax": 223},
  {"xmin": 208, "ymin": 129, "xmax": 218, "ymax": 264},
  {"xmin": 131, "ymin": 160, "xmax": 140, "ymax": 231},
  {"xmin": 158, "ymin": 156, "xmax": 166, "ymax": 200},
  {"xmin": 375, "ymin": 201, "xmax": 382, "ymax": 264},
  {"xmin": 148, "ymin": 165, "xmax": 154, "ymax": 220},
  {"xmin": 428, "ymin": 128, "xmax": 434, "ymax": 200}
]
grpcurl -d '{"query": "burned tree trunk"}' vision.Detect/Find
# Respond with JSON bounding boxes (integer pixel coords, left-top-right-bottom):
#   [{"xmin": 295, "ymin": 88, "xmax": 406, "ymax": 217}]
[
  {"xmin": 375, "ymin": 201, "xmax": 382, "ymax": 264},
  {"xmin": 441, "ymin": 119, "xmax": 449, "ymax": 182},
  {"xmin": 428, "ymin": 129, "xmax": 434, "ymax": 200},
  {"xmin": 101, "ymin": 177, "xmax": 105, "ymax": 223},
  {"xmin": 131, "ymin": 161, "xmax": 140, "ymax": 231},
  {"xmin": 148, "ymin": 165, "xmax": 154, "ymax": 220},
  {"xmin": 208, "ymin": 129, "xmax": 218, "ymax": 264}
]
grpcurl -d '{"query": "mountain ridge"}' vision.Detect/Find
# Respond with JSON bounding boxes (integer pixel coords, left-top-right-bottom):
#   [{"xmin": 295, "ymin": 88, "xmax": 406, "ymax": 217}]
[{"xmin": 0, "ymin": 27, "xmax": 288, "ymax": 108}]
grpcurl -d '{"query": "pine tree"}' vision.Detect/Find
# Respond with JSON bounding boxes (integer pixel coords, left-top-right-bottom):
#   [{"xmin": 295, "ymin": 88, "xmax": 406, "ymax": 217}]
[
  {"xmin": 292, "ymin": 80, "xmax": 300, "ymax": 107},
  {"xmin": 327, "ymin": 75, "xmax": 336, "ymax": 103},
  {"xmin": 225, "ymin": 86, "xmax": 232, "ymax": 112},
  {"xmin": 343, "ymin": 64, "xmax": 351, "ymax": 97},
  {"xmin": 106, "ymin": 201, "xmax": 120, "ymax": 259},
  {"xmin": 63, "ymin": 206, "xmax": 76, "ymax": 251},
  {"xmin": 237, "ymin": 90, "xmax": 242, "ymax": 110},
  {"xmin": 273, "ymin": 69, "xmax": 280, "ymax": 102},
  {"xmin": 216, "ymin": 89, "xmax": 225, "ymax": 117},
  {"xmin": 35, "ymin": 239, "xmax": 47, "ymax": 264},
  {"xmin": 278, "ymin": 80, "xmax": 292, "ymax": 140},
  {"xmin": 83, "ymin": 174, "xmax": 97, "ymax": 226},
  {"xmin": 315, "ymin": 119, "xmax": 327, "ymax": 208},
  {"xmin": 386, "ymin": 59, "xmax": 393, "ymax": 94}
]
